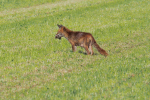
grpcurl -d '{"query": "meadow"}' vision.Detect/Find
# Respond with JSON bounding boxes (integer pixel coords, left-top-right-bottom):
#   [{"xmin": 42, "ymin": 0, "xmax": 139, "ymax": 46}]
[{"xmin": 0, "ymin": 0, "xmax": 149, "ymax": 99}]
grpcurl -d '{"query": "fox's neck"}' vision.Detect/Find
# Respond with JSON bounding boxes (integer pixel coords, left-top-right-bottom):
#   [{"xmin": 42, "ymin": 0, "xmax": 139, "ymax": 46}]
[{"xmin": 63, "ymin": 27, "xmax": 73, "ymax": 39}]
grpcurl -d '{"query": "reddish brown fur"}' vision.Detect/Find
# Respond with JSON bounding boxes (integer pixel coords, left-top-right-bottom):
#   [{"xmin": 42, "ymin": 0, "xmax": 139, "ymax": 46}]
[{"xmin": 55, "ymin": 24, "xmax": 108, "ymax": 56}]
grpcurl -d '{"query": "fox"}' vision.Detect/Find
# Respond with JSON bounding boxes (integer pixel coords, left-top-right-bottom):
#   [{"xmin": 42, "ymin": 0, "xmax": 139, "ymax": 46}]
[{"xmin": 55, "ymin": 24, "xmax": 108, "ymax": 56}]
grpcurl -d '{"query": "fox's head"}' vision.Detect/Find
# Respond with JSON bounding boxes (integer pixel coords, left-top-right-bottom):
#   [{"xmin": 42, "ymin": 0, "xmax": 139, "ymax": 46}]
[{"xmin": 55, "ymin": 24, "xmax": 65, "ymax": 40}]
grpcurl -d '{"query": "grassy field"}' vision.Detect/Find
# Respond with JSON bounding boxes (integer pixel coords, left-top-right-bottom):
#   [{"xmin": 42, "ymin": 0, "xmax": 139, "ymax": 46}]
[{"xmin": 0, "ymin": 0, "xmax": 150, "ymax": 99}]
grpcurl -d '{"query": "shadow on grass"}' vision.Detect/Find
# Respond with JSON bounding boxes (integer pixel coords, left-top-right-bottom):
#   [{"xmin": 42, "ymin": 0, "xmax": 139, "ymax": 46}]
[{"xmin": 78, "ymin": 50, "xmax": 99, "ymax": 55}]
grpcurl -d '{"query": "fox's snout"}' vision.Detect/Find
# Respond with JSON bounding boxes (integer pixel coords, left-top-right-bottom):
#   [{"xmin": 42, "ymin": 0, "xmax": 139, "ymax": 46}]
[{"xmin": 55, "ymin": 34, "xmax": 61, "ymax": 40}]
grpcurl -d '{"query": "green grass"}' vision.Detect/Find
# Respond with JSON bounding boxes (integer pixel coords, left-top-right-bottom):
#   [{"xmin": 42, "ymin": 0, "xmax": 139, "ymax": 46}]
[
  {"xmin": 0, "ymin": 0, "xmax": 66, "ymax": 11},
  {"xmin": 0, "ymin": 0, "xmax": 150, "ymax": 99}
]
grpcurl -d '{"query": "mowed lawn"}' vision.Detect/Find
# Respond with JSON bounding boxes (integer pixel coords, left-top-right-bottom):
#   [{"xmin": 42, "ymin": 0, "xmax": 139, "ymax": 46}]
[{"xmin": 0, "ymin": 0, "xmax": 149, "ymax": 99}]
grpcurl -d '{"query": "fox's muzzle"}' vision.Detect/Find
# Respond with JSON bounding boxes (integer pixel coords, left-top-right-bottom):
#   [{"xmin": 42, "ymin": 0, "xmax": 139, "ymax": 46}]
[{"xmin": 55, "ymin": 35, "xmax": 61, "ymax": 40}]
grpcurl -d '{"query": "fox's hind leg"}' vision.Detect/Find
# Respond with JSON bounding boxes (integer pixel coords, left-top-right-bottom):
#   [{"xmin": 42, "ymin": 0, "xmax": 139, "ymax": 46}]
[
  {"xmin": 88, "ymin": 39, "xmax": 93, "ymax": 55},
  {"xmin": 84, "ymin": 45, "xmax": 90, "ymax": 55},
  {"xmin": 89, "ymin": 45, "xmax": 94, "ymax": 55}
]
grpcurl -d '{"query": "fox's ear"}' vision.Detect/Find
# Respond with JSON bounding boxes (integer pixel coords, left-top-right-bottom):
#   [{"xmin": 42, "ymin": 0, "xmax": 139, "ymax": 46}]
[
  {"xmin": 63, "ymin": 27, "xmax": 66, "ymax": 31},
  {"xmin": 57, "ymin": 24, "xmax": 63, "ymax": 28}
]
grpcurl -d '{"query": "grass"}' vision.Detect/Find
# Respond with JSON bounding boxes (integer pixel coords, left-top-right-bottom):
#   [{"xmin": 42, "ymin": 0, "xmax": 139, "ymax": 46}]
[
  {"xmin": 0, "ymin": 0, "xmax": 150, "ymax": 99},
  {"xmin": 0, "ymin": 0, "xmax": 66, "ymax": 11}
]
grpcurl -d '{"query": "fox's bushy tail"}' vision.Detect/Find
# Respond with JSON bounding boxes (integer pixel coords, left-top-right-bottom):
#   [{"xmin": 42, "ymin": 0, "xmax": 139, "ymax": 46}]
[{"xmin": 93, "ymin": 42, "xmax": 108, "ymax": 57}]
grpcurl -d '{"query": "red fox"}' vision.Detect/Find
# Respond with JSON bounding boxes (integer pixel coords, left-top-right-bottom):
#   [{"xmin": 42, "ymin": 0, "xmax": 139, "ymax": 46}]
[{"xmin": 55, "ymin": 24, "xmax": 108, "ymax": 56}]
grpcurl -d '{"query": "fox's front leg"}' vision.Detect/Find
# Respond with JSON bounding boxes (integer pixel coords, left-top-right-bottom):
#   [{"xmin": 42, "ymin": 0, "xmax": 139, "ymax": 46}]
[
  {"xmin": 72, "ymin": 45, "xmax": 76, "ymax": 52},
  {"xmin": 69, "ymin": 41, "xmax": 76, "ymax": 52}
]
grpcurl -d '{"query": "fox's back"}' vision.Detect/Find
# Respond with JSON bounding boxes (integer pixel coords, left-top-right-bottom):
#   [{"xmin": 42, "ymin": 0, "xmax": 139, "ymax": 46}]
[{"xmin": 68, "ymin": 31, "xmax": 93, "ymax": 41}]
